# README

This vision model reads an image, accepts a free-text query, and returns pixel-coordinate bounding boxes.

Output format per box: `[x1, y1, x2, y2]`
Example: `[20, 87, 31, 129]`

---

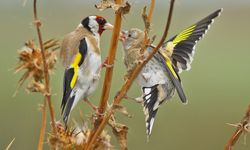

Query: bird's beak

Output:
[119, 30, 128, 43]
[103, 22, 114, 30]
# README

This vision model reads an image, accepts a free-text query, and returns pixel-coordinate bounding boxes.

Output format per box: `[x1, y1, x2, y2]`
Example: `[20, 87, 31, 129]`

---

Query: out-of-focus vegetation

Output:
[1, 0, 250, 149]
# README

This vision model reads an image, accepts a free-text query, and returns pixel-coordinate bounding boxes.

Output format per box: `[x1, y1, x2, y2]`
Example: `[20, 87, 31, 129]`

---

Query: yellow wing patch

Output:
[166, 59, 178, 79]
[70, 53, 82, 88]
[172, 25, 196, 46]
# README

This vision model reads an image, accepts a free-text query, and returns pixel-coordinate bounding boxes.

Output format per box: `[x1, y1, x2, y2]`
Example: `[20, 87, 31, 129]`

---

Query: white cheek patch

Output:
[88, 17, 99, 34]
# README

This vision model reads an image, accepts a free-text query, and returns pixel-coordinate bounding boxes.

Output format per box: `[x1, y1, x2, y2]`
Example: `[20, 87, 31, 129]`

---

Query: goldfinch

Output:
[60, 15, 113, 125]
[120, 9, 222, 136]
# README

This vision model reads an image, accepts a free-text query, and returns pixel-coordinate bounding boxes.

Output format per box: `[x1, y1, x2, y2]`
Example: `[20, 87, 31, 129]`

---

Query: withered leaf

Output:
[113, 104, 132, 118]
[108, 115, 128, 150]
[95, 0, 131, 15]
[115, 2, 131, 15]
[95, 0, 114, 11]
[26, 80, 46, 93]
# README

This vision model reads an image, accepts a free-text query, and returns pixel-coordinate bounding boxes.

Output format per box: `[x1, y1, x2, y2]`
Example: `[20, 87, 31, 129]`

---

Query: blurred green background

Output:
[1, 0, 250, 149]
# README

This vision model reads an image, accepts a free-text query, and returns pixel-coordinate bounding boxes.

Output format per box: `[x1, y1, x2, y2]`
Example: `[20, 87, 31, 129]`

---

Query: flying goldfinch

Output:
[120, 9, 222, 136]
[60, 15, 113, 125]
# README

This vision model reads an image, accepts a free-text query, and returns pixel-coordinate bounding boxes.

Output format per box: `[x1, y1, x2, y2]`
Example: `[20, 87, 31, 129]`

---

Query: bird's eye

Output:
[128, 34, 132, 37]
[96, 18, 106, 25]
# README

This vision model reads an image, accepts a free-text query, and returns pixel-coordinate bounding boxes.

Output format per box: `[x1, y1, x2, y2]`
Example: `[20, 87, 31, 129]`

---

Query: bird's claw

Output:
[101, 57, 114, 68]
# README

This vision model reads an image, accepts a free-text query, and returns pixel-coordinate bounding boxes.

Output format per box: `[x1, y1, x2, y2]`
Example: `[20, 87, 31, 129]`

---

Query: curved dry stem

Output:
[225, 104, 250, 150]
[33, 0, 57, 149]
[84, 1, 175, 149]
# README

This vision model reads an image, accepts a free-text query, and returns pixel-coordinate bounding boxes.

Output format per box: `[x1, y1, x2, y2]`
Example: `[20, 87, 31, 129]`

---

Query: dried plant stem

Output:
[33, 0, 57, 149]
[143, 0, 155, 50]
[148, 0, 155, 23]
[86, 0, 124, 148]
[97, 0, 124, 116]
[37, 98, 47, 150]
[85, 0, 175, 149]
[5, 138, 15, 150]
[225, 104, 250, 150]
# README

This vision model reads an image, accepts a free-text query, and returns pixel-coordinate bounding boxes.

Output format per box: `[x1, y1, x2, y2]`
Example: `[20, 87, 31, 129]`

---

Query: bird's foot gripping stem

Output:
[101, 57, 114, 68]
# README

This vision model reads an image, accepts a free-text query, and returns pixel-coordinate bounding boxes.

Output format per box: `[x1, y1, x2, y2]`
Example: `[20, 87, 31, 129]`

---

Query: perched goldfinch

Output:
[60, 15, 113, 125]
[120, 9, 222, 136]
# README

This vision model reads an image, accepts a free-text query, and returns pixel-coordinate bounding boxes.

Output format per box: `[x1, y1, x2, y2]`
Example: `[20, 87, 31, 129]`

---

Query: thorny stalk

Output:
[87, 0, 124, 148]
[97, 0, 124, 120]
[85, 0, 175, 149]
[33, 0, 57, 149]
[225, 104, 250, 150]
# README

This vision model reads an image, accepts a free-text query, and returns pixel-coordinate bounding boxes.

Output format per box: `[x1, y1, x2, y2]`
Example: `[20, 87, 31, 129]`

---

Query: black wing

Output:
[154, 52, 187, 103]
[61, 38, 88, 124]
[162, 8, 222, 73]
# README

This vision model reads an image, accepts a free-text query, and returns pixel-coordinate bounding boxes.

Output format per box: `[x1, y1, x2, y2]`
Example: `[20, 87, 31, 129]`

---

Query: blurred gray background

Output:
[1, 0, 250, 149]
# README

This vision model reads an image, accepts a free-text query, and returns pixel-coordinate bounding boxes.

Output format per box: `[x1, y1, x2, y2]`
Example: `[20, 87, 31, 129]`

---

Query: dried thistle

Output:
[95, 0, 131, 15]
[14, 39, 59, 94]
[48, 122, 112, 150]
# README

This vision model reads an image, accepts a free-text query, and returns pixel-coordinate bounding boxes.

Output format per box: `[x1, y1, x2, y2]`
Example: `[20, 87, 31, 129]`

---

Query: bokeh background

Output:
[1, 0, 250, 149]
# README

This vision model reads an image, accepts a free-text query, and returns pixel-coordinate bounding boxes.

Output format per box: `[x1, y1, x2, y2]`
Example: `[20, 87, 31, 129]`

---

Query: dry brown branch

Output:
[84, 0, 175, 149]
[225, 104, 250, 150]
[33, 0, 57, 149]
[15, 38, 58, 149]
[96, 0, 124, 118]
[37, 99, 47, 150]
[141, 0, 155, 54]
[84, 1, 125, 149]
[147, 0, 155, 23]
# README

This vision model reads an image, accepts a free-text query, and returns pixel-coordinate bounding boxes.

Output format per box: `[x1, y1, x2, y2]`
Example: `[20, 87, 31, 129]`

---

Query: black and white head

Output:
[119, 28, 145, 50]
[81, 15, 113, 36]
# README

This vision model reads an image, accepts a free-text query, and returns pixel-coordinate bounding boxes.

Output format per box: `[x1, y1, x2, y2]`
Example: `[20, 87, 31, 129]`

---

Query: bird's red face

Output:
[95, 16, 113, 35]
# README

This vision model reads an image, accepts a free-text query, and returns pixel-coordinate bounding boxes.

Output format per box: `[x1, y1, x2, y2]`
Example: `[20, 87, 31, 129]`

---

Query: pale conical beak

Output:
[103, 22, 114, 30]
[119, 30, 128, 43]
